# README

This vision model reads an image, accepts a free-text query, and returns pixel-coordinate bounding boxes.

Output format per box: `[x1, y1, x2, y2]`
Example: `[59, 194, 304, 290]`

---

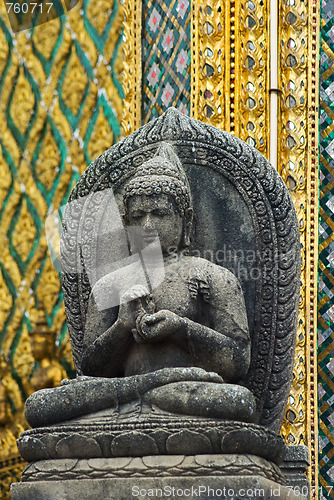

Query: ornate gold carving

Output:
[278, 0, 320, 494]
[120, 0, 142, 136]
[191, 0, 226, 129]
[10, 66, 36, 137]
[26, 308, 67, 395]
[31, 18, 62, 61]
[0, 355, 25, 464]
[61, 46, 89, 116]
[35, 123, 61, 191]
[237, 0, 270, 156]
[191, 0, 240, 133]
[229, 0, 237, 135]
[36, 257, 61, 316]
[0, 1, 124, 493]
[12, 324, 35, 395]
[0, 27, 9, 77]
[11, 198, 37, 263]
[87, 107, 114, 160]
[192, 0, 269, 141]
[0, 268, 13, 334]
[0, 357, 11, 427]
[0, 29, 20, 169]
[0, 460, 26, 500]
[0, 148, 12, 212]
[278, 0, 308, 437]
[305, 3, 320, 493]
[86, 0, 114, 35]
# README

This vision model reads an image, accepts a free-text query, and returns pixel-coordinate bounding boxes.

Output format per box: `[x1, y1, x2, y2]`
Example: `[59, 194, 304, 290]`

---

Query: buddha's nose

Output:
[143, 213, 155, 229]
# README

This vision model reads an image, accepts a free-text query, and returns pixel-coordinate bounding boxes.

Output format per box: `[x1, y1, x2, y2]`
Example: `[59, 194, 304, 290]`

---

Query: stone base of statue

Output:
[15, 416, 286, 463]
[12, 408, 310, 500]
[12, 409, 310, 500]
[11, 451, 310, 500]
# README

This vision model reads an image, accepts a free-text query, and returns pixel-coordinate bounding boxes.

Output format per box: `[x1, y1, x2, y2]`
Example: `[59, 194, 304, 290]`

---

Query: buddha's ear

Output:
[182, 208, 193, 248]
[122, 204, 129, 224]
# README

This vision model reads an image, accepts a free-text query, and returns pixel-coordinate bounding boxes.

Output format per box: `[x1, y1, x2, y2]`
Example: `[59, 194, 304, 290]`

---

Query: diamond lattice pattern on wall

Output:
[318, 0, 334, 497]
[142, 0, 191, 122]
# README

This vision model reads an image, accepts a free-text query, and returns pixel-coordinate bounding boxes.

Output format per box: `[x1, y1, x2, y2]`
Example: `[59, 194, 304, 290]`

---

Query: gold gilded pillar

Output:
[121, 0, 142, 136]
[278, 0, 320, 494]
[191, 0, 270, 150]
[191, 0, 229, 130]
[237, 0, 270, 155]
[191, 0, 320, 494]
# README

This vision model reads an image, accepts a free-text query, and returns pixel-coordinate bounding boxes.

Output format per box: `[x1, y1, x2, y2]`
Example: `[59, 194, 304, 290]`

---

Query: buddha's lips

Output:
[143, 235, 158, 245]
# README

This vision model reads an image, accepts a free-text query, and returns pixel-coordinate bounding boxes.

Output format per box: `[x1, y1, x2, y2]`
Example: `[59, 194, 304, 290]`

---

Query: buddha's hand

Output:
[118, 285, 150, 330]
[135, 310, 187, 343]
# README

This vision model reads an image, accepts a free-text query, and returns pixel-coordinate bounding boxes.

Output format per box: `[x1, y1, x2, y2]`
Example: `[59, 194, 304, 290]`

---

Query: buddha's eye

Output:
[153, 208, 171, 217]
[130, 212, 144, 220]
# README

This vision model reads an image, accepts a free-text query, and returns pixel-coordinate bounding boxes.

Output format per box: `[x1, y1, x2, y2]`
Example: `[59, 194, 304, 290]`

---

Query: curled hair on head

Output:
[123, 142, 193, 217]
[123, 143, 193, 249]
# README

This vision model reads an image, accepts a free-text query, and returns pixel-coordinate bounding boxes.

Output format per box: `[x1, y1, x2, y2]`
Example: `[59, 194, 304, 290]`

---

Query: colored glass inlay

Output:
[142, 0, 191, 122]
[318, 0, 334, 496]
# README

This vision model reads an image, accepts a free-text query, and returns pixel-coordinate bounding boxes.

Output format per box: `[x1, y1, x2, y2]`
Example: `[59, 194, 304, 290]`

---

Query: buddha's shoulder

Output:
[175, 256, 239, 284]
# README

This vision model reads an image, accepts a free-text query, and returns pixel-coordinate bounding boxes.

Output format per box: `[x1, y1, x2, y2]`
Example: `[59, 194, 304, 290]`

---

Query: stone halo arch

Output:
[62, 107, 300, 433]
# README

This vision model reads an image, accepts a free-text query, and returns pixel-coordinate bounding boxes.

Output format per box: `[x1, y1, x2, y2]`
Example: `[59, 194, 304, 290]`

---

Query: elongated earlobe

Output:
[182, 208, 193, 248]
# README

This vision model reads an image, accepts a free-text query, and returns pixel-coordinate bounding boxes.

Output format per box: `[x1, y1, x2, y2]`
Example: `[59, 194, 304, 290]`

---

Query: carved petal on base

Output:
[17, 420, 286, 465]
[20, 454, 285, 484]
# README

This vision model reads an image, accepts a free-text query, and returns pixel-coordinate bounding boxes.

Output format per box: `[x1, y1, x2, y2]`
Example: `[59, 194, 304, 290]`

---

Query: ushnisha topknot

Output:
[123, 143, 192, 216]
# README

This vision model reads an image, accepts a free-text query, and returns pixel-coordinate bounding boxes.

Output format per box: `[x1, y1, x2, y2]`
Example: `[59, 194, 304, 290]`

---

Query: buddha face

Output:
[126, 194, 183, 255]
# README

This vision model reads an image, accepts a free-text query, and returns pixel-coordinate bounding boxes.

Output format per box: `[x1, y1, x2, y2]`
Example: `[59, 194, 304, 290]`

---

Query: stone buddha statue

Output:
[24, 143, 256, 428]
[82, 143, 251, 380]
[14, 109, 305, 500]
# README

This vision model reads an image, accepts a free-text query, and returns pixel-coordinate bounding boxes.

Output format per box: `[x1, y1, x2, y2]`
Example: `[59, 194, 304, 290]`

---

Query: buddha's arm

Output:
[185, 318, 250, 383]
[190, 266, 251, 381]
[81, 284, 149, 377]
[81, 318, 132, 377]
[138, 267, 250, 383]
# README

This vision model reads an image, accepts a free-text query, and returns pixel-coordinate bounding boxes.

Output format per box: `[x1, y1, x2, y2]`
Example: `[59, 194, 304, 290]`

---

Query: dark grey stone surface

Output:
[11, 475, 309, 500]
[17, 419, 285, 464]
[19, 454, 286, 483]
[60, 108, 300, 432]
[12, 454, 309, 500]
[281, 445, 310, 499]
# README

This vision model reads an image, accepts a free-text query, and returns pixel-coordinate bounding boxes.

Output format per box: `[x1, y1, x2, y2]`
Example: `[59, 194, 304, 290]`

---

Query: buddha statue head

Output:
[123, 143, 193, 255]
